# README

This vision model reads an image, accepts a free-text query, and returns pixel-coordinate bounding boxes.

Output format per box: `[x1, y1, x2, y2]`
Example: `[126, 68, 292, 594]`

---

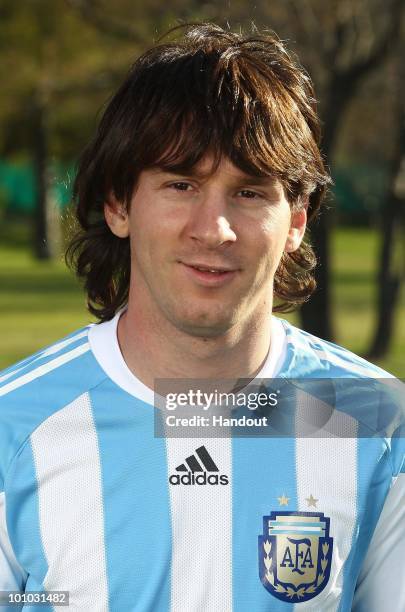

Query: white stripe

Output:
[39, 330, 89, 359]
[0, 491, 28, 592]
[30, 393, 109, 611]
[0, 343, 90, 396]
[166, 437, 232, 612]
[352, 474, 405, 611]
[294, 391, 358, 611]
[0, 331, 89, 384]
[0, 365, 28, 384]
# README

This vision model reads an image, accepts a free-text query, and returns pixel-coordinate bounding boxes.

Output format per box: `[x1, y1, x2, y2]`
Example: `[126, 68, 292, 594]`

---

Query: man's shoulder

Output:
[0, 325, 108, 490]
[279, 320, 404, 475]
[0, 325, 95, 391]
[279, 319, 393, 379]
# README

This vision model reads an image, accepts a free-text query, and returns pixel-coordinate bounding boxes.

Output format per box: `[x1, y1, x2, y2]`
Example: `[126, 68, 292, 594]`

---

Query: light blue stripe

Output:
[338, 437, 393, 612]
[232, 430, 298, 611]
[90, 380, 171, 612]
[5, 440, 53, 612]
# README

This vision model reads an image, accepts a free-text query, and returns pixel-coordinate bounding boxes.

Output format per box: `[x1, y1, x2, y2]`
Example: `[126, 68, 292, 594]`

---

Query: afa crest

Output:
[258, 511, 333, 603]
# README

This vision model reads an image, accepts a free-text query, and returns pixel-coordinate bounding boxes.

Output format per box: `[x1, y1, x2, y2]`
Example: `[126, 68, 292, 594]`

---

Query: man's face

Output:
[105, 155, 306, 337]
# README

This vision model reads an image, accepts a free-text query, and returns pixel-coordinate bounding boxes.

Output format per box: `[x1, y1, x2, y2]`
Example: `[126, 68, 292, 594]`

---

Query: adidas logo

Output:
[169, 445, 229, 486]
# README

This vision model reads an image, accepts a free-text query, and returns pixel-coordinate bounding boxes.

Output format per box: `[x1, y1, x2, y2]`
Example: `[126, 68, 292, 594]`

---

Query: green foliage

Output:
[0, 0, 137, 158]
[0, 1, 400, 208]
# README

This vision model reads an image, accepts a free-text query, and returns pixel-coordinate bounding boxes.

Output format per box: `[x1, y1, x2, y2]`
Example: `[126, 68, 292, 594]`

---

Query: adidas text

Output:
[169, 473, 229, 485]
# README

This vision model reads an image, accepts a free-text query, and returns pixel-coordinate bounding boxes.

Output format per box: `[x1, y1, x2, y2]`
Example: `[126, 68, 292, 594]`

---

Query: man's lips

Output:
[179, 261, 240, 286]
[181, 261, 237, 273]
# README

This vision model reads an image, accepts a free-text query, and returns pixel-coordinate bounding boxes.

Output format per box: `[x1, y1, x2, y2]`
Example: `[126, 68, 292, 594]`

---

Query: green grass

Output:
[0, 245, 93, 366]
[1, 224, 404, 376]
[332, 228, 405, 376]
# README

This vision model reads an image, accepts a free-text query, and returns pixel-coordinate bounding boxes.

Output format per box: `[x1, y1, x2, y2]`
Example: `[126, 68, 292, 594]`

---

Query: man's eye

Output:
[238, 189, 261, 199]
[169, 182, 192, 191]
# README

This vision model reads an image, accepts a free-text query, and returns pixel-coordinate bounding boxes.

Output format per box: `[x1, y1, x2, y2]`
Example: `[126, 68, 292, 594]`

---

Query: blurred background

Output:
[0, 0, 404, 376]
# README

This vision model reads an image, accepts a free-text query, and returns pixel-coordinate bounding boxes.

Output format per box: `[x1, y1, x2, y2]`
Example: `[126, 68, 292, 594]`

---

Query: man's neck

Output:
[117, 301, 272, 392]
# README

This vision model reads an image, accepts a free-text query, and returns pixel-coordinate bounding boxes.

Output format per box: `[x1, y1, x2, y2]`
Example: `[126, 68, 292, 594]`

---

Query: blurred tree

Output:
[367, 46, 404, 359]
[0, 0, 143, 257]
[281, 0, 403, 340]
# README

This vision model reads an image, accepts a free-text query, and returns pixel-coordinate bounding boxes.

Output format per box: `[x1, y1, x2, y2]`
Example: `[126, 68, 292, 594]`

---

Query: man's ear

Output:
[284, 199, 308, 253]
[104, 193, 129, 238]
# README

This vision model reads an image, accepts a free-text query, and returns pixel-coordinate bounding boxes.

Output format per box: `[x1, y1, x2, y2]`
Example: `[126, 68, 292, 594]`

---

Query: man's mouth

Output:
[180, 261, 239, 286]
[183, 262, 236, 273]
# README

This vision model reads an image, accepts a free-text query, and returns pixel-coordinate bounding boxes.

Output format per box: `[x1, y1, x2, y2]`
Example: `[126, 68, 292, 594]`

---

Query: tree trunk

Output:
[366, 110, 405, 360]
[300, 74, 352, 341]
[366, 195, 403, 359]
[300, 212, 333, 339]
[32, 98, 51, 259]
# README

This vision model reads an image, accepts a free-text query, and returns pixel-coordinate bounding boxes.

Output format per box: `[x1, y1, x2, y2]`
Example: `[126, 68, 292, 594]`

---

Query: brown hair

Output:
[66, 23, 331, 321]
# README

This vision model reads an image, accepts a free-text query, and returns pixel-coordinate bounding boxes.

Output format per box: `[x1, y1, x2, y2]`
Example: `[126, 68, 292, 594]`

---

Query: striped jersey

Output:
[0, 312, 404, 611]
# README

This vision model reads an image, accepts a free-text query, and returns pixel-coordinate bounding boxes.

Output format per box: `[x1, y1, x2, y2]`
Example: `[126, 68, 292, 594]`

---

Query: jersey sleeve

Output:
[352, 473, 405, 611]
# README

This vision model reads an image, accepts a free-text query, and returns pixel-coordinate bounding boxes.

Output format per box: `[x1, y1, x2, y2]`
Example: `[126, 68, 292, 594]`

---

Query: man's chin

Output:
[172, 313, 236, 339]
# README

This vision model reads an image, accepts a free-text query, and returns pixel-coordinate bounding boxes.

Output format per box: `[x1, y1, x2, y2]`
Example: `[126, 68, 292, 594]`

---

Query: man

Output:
[0, 23, 403, 611]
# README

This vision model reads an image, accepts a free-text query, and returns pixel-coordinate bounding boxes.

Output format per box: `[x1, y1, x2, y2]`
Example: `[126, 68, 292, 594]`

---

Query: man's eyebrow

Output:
[233, 174, 278, 186]
[151, 167, 277, 185]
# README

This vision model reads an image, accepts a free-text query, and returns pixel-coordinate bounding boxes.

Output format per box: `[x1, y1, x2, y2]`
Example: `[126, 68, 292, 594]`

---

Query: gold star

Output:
[277, 494, 290, 506]
[305, 494, 318, 508]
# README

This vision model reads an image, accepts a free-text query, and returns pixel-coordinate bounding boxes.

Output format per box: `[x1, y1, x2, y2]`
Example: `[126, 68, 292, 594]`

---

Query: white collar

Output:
[88, 310, 287, 404]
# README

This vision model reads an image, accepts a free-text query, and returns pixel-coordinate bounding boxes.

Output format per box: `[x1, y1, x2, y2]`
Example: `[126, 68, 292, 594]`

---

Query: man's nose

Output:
[186, 192, 237, 248]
